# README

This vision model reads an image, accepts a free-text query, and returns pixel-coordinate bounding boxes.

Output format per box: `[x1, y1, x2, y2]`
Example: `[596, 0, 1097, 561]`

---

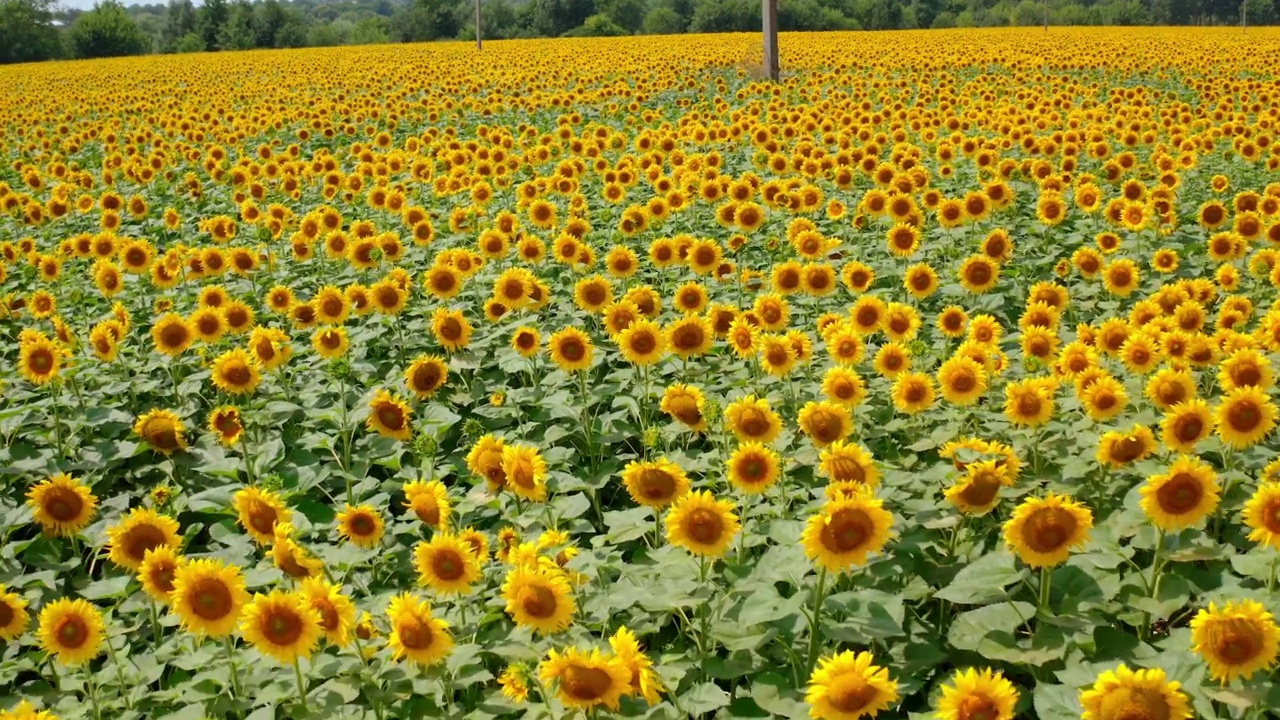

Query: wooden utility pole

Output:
[1242, 0, 1247, 32]
[762, 0, 778, 81]
[475, 0, 482, 49]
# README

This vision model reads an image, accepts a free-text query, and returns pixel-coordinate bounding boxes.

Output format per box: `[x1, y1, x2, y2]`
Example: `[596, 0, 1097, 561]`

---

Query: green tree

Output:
[642, 4, 684, 32]
[348, 16, 389, 43]
[173, 29, 204, 52]
[0, 0, 63, 64]
[68, 0, 149, 59]
[159, 0, 195, 52]
[393, 0, 459, 41]
[217, 0, 255, 49]
[564, 11, 628, 33]
[198, 0, 227, 49]
[598, 0, 647, 32]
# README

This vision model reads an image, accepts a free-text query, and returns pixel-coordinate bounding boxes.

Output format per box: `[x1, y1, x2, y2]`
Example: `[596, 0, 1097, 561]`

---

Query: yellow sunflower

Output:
[1190, 600, 1280, 683]
[502, 566, 576, 635]
[609, 626, 665, 704]
[801, 494, 893, 571]
[937, 356, 987, 406]
[415, 534, 482, 595]
[891, 372, 936, 415]
[404, 355, 449, 399]
[335, 504, 385, 548]
[944, 460, 1013, 516]
[935, 668, 1018, 720]
[1243, 482, 1280, 549]
[1214, 385, 1277, 449]
[106, 507, 182, 571]
[19, 335, 62, 384]
[240, 590, 323, 664]
[621, 457, 690, 509]
[539, 647, 632, 712]
[311, 327, 349, 360]
[797, 400, 853, 447]
[170, 558, 249, 637]
[1139, 456, 1220, 531]
[367, 389, 413, 441]
[207, 405, 243, 446]
[299, 577, 356, 647]
[1003, 494, 1093, 568]
[26, 474, 96, 537]
[138, 546, 185, 605]
[37, 598, 104, 666]
[233, 486, 291, 545]
[1079, 665, 1189, 720]
[726, 442, 781, 494]
[548, 327, 594, 373]
[0, 585, 30, 641]
[666, 490, 740, 557]
[133, 409, 187, 455]
[660, 383, 706, 431]
[403, 479, 452, 529]
[806, 650, 899, 720]
[1160, 399, 1214, 453]
[386, 593, 453, 666]
[618, 319, 666, 366]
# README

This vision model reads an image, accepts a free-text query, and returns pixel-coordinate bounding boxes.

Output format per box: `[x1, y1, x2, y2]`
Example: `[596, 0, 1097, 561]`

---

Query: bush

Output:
[642, 6, 685, 34]
[173, 30, 204, 52]
[563, 13, 628, 36]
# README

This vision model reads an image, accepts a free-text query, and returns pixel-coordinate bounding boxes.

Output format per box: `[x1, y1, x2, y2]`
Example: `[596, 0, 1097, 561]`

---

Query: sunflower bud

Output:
[462, 418, 485, 440]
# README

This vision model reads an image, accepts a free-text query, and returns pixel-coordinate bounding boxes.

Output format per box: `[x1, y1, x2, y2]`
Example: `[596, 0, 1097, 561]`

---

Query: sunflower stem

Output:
[103, 630, 132, 708]
[50, 381, 65, 456]
[293, 656, 309, 713]
[804, 566, 829, 681]
[148, 601, 163, 650]
[652, 507, 663, 548]
[1268, 553, 1278, 595]
[532, 675, 558, 720]
[697, 554, 712, 678]
[1141, 530, 1167, 639]
[1038, 566, 1053, 613]
[240, 429, 256, 487]
[223, 637, 241, 699]
[84, 663, 102, 720]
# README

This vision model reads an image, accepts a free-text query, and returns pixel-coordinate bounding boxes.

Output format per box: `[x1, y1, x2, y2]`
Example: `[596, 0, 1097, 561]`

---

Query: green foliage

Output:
[172, 29, 203, 52]
[563, 11, 628, 34]
[0, 0, 62, 64]
[642, 4, 686, 33]
[68, 0, 149, 59]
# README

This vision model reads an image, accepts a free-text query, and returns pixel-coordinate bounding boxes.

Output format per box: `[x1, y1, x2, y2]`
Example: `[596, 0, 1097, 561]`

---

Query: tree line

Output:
[1, 0, 1277, 64]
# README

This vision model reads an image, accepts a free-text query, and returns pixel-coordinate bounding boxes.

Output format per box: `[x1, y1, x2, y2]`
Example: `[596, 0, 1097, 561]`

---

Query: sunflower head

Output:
[1079, 664, 1190, 720]
[37, 598, 104, 666]
[806, 650, 899, 720]
[665, 490, 740, 557]
[240, 590, 323, 664]
[1002, 493, 1093, 568]
[538, 646, 632, 711]
[1190, 600, 1280, 683]
[27, 474, 97, 537]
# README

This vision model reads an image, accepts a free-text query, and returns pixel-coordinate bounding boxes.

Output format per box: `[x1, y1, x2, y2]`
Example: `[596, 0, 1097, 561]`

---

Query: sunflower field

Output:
[3, 25, 1280, 720]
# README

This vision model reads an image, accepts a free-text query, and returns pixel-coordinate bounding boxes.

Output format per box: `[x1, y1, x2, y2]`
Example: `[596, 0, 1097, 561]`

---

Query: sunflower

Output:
[1244, 482, 1280, 549]
[0, 585, 30, 640]
[958, 255, 1000, 294]
[386, 593, 453, 665]
[37, 598, 103, 666]
[1080, 375, 1128, 422]
[404, 355, 448, 399]
[502, 566, 576, 634]
[511, 326, 541, 358]
[609, 626, 664, 704]
[885, 223, 920, 257]
[299, 577, 356, 647]
[802, 494, 893, 571]
[726, 443, 781, 494]
[797, 400, 853, 447]
[548, 327, 593, 373]
[849, 296, 886, 335]
[1190, 600, 1280, 683]
[415, 534, 481, 595]
[189, 307, 226, 343]
[666, 490, 740, 557]
[1003, 494, 1093, 568]
[240, 590, 322, 664]
[499, 665, 531, 704]
[210, 348, 261, 396]
[138, 546, 184, 604]
[937, 306, 969, 338]
[903, 263, 938, 299]
[311, 327, 348, 360]
[1215, 385, 1277, 448]
[1003, 379, 1055, 427]
[891, 372, 936, 415]
[18, 335, 61, 385]
[618, 319, 666, 366]
[249, 327, 292, 370]
[26, 474, 96, 537]
[1145, 368, 1195, 410]
[621, 457, 690, 508]
[466, 434, 508, 491]
[403, 480, 451, 528]
[1079, 665, 1189, 720]
[666, 316, 713, 358]
[336, 504, 385, 548]
[502, 444, 549, 502]
[171, 558, 249, 637]
[1097, 424, 1157, 468]
[945, 460, 1012, 516]
[535, 646, 635, 714]
[271, 523, 324, 580]
[367, 389, 413, 441]
[937, 356, 987, 406]
[233, 486, 291, 545]
[573, 275, 614, 313]
[106, 507, 181, 570]
[806, 650, 899, 720]
[936, 668, 1018, 720]
[431, 308, 473, 352]
[1139, 456, 1220, 531]
[660, 383, 706, 431]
